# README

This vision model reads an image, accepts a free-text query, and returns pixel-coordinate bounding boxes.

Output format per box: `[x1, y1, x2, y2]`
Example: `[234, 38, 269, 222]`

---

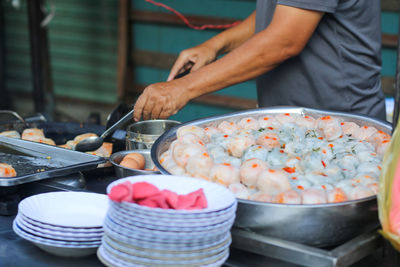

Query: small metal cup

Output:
[126, 120, 181, 150]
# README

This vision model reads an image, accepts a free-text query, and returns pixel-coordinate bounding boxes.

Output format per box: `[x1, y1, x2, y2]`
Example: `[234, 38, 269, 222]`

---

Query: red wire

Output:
[145, 0, 241, 30]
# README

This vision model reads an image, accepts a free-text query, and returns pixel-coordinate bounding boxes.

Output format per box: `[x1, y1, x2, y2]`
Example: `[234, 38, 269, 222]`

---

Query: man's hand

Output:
[133, 80, 190, 121]
[167, 11, 256, 82]
[167, 44, 218, 81]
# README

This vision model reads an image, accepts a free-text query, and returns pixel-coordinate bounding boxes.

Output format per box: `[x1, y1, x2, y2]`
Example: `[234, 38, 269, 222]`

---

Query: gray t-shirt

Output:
[255, 0, 386, 120]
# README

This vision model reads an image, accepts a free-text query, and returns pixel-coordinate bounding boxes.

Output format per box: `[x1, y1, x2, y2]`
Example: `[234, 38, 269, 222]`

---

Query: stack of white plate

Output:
[99, 175, 237, 267]
[13, 191, 108, 257]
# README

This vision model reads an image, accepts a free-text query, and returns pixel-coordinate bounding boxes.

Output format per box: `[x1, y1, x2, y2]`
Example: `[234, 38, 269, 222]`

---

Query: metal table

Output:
[0, 168, 398, 267]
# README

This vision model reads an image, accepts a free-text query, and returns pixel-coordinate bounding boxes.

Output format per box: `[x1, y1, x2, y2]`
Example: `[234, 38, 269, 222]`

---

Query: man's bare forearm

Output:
[202, 11, 256, 56]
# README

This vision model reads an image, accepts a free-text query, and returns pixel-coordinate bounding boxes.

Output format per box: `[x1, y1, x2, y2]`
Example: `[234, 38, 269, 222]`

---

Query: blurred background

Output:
[0, 0, 398, 124]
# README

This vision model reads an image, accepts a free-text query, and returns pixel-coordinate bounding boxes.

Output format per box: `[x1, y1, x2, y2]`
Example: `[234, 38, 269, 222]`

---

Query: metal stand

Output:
[228, 228, 383, 267]
[0, 1, 11, 109]
[27, 0, 54, 120]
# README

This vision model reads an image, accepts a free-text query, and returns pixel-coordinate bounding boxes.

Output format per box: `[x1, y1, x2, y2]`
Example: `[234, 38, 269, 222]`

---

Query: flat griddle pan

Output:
[0, 136, 106, 186]
[0, 121, 106, 145]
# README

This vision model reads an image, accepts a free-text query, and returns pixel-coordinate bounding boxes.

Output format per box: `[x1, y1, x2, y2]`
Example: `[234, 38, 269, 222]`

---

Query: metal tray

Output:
[0, 136, 106, 186]
[151, 106, 392, 247]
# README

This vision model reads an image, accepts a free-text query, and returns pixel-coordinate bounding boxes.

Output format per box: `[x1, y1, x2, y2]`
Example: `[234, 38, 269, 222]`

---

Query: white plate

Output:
[104, 214, 234, 239]
[103, 226, 231, 250]
[35, 243, 98, 258]
[97, 246, 137, 267]
[109, 203, 236, 228]
[103, 233, 231, 254]
[110, 201, 237, 221]
[103, 234, 231, 260]
[106, 175, 236, 214]
[18, 213, 104, 233]
[16, 216, 102, 242]
[19, 192, 108, 228]
[108, 207, 235, 229]
[103, 231, 231, 252]
[107, 208, 235, 232]
[103, 216, 229, 243]
[16, 215, 103, 238]
[101, 241, 229, 266]
[97, 246, 229, 267]
[13, 220, 101, 247]
[117, 201, 236, 218]
[13, 221, 98, 257]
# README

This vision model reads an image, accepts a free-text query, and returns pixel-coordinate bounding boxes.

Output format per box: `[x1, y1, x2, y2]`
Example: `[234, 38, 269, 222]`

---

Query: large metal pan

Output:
[151, 106, 392, 247]
[0, 136, 105, 186]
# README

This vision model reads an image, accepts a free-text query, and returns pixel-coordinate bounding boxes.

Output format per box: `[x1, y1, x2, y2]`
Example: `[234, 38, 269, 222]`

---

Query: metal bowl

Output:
[110, 150, 160, 178]
[126, 120, 181, 150]
[151, 106, 392, 247]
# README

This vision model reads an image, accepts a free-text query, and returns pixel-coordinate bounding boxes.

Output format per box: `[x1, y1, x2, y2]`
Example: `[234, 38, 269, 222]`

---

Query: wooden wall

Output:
[3, 0, 119, 120]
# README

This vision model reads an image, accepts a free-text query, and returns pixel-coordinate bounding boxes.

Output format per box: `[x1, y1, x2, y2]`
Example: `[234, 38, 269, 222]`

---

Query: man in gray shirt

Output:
[256, 0, 385, 120]
[133, 0, 386, 121]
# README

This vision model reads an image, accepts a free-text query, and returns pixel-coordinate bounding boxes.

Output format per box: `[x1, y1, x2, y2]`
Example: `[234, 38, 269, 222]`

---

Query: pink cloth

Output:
[177, 189, 208, 210]
[132, 182, 159, 199]
[108, 181, 208, 210]
[108, 181, 133, 202]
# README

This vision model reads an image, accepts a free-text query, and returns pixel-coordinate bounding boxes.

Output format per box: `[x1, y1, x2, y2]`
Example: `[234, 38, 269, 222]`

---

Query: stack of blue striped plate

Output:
[98, 175, 237, 267]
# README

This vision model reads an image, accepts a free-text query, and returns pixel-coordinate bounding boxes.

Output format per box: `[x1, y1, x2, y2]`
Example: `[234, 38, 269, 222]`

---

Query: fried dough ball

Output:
[239, 158, 268, 188]
[21, 128, 45, 140]
[209, 163, 240, 187]
[256, 132, 280, 150]
[256, 169, 291, 195]
[125, 153, 145, 169]
[301, 188, 327, 204]
[237, 117, 260, 131]
[229, 183, 251, 200]
[120, 158, 140, 169]
[295, 115, 316, 129]
[226, 134, 256, 158]
[353, 126, 378, 141]
[341, 122, 359, 137]
[172, 142, 206, 167]
[258, 115, 281, 129]
[0, 163, 17, 177]
[249, 191, 272, 202]
[217, 121, 239, 135]
[186, 152, 213, 180]
[327, 187, 348, 203]
[0, 130, 20, 139]
[177, 125, 208, 142]
[316, 116, 342, 141]
[274, 190, 301, 204]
